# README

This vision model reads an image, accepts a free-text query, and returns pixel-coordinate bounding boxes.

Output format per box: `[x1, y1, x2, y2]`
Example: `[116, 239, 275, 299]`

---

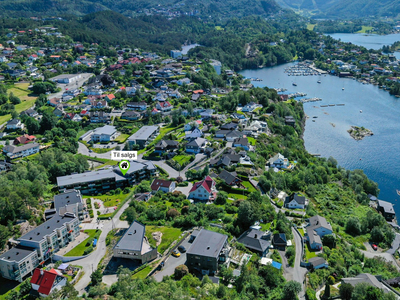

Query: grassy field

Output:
[248, 137, 257, 146]
[241, 181, 257, 192]
[85, 192, 129, 208]
[306, 23, 316, 31]
[64, 229, 101, 257]
[114, 133, 130, 143]
[305, 242, 317, 261]
[357, 26, 373, 33]
[0, 83, 37, 125]
[228, 193, 247, 200]
[298, 228, 305, 237]
[173, 154, 192, 166]
[131, 265, 153, 279]
[145, 226, 182, 254]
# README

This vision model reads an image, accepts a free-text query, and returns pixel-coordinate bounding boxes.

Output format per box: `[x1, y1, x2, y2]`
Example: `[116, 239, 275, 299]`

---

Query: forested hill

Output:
[275, 0, 400, 19]
[0, 0, 281, 18]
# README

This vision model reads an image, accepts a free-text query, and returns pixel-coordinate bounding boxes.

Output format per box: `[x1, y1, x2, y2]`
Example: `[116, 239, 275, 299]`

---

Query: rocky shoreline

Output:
[348, 126, 373, 140]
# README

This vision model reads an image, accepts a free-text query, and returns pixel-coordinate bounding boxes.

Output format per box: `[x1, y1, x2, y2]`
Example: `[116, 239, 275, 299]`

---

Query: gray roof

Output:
[187, 138, 206, 148]
[308, 256, 327, 267]
[57, 169, 120, 187]
[307, 229, 322, 246]
[187, 229, 227, 258]
[218, 170, 238, 185]
[237, 229, 270, 253]
[128, 126, 158, 141]
[233, 137, 248, 146]
[92, 125, 117, 136]
[3, 143, 39, 154]
[342, 273, 384, 290]
[226, 131, 242, 138]
[285, 193, 306, 205]
[0, 246, 36, 263]
[19, 214, 77, 242]
[114, 160, 155, 176]
[114, 221, 145, 251]
[54, 190, 82, 210]
[378, 200, 395, 214]
[307, 215, 332, 232]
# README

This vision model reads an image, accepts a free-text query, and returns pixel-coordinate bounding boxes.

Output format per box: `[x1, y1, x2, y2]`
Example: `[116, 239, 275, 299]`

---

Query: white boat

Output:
[342, 87, 345, 90]
[317, 80, 321, 83]
[360, 110, 362, 113]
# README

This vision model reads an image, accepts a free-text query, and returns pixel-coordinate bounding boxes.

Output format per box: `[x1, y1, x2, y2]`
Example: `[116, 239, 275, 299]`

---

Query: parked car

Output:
[372, 244, 378, 251]
[171, 249, 181, 257]
[178, 245, 186, 253]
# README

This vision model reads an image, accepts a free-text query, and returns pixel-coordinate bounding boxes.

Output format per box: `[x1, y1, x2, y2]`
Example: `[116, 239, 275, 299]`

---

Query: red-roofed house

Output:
[14, 134, 36, 145]
[150, 179, 176, 193]
[105, 94, 115, 101]
[29, 54, 38, 61]
[156, 101, 173, 112]
[151, 108, 160, 115]
[48, 98, 61, 107]
[189, 176, 216, 201]
[30, 268, 66, 297]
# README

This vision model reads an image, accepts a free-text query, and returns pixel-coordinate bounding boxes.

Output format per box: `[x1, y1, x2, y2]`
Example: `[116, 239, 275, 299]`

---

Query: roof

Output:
[237, 229, 270, 253]
[19, 213, 77, 242]
[342, 273, 383, 289]
[308, 256, 327, 267]
[114, 221, 145, 252]
[155, 140, 178, 148]
[92, 125, 117, 136]
[31, 268, 58, 295]
[54, 189, 82, 211]
[128, 126, 158, 141]
[307, 215, 332, 232]
[187, 229, 227, 258]
[189, 176, 215, 194]
[187, 138, 206, 148]
[272, 233, 287, 245]
[272, 261, 282, 270]
[285, 193, 306, 205]
[151, 179, 173, 191]
[269, 153, 285, 164]
[378, 200, 395, 214]
[114, 160, 156, 176]
[226, 131, 242, 138]
[220, 122, 238, 130]
[233, 137, 248, 146]
[7, 118, 20, 125]
[57, 169, 122, 187]
[218, 170, 238, 185]
[3, 142, 39, 154]
[307, 230, 322, 246]
[0, 246, 36, 262]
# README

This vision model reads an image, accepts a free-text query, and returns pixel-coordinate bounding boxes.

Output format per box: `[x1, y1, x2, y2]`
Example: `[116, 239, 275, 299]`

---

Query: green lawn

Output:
[306, 23, 316, 31]
[356, 26, 373, 33]
[248, 137, 256, 146]
[145, 226, 183, 254]
[305, 242, 317, 261]
[228, 193, 247, 200]
[241, 181, 257, 192]
[64, 229, 101, 257]
[298, 228, 305, 237]
[86, 192, 130, 208]
[114, 133, 130, 143]
[173, 154, 192, 165]
[131, 265, 153, 279]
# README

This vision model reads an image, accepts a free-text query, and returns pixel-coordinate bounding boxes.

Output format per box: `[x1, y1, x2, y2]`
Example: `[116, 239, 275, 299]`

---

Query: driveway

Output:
[50, 73, 93, 99]
[387, 233, 400, 255]
[153, 236, 192, 282]
[175, 183, 193, 197]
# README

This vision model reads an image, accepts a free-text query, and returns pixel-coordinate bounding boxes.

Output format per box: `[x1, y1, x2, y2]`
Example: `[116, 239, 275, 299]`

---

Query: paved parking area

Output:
[175, 183, 193, 197]
[153, 235, 192, 282]
[92, 142, 119, 149]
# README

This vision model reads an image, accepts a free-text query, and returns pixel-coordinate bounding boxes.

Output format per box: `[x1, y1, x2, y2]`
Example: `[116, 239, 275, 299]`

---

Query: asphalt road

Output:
[387, 233, 400, 255]
[153, 236, 192, 282]
[50, 73, 93, 99]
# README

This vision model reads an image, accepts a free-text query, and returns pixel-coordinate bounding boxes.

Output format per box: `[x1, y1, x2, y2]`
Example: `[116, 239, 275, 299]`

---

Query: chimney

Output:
[254, 234, 258, 239]
[40, 269, 44, 276]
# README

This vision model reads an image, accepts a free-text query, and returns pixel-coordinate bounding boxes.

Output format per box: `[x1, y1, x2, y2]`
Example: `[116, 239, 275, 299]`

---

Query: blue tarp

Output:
[271, 261, 282, 270]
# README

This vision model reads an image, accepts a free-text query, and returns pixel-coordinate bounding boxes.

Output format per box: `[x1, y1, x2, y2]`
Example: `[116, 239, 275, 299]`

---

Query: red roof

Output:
[151, 179, 173, 191]
[31, 268, 57, 295]
[159, 101, 171, 108]
[193, 90, 204, 94]
[106, 94, 115, 100]
[189, 176, 215, 193]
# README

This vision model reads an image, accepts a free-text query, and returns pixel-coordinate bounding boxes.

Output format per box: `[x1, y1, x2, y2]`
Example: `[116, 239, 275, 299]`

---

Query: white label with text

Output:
[110, 151, 138, 161]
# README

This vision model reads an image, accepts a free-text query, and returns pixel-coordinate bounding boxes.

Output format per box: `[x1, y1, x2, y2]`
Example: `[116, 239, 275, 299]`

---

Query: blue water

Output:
[239, 63, 400, 216]
[326, 33, 400, 50]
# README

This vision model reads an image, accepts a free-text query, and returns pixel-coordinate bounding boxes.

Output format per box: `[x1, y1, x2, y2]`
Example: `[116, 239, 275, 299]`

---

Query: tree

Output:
[90, 268, 103, 286]
[166, 208, 180, 219]
[215, 191, 228, 205]
[124, 207, 137, 224]
[282, 281, 302, 300]
[339, 283, 353, 300]
[8, 92, 20, 105]
[237, 201, 257, 229]
[136, 180, 151, 193]
[35, 94, 47, 108]
[40, 111, 57, 133]
[322, 283, 330, 299]
[322, 235, 336, 249]
[25, 117, 40, 134]
[346, 217, 361, 236]
[174, 264, 189, 279]
[19, 279, 31, 296]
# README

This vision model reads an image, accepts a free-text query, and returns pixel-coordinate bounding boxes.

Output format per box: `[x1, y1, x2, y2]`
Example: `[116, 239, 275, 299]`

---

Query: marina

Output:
[285, 62, 328, 76]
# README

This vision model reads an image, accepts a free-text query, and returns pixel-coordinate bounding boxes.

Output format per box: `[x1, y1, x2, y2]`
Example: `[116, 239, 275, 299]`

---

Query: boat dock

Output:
[284, 62, 328, 76]
[320, 104, 345, 107]
[301, 97, 322, 103]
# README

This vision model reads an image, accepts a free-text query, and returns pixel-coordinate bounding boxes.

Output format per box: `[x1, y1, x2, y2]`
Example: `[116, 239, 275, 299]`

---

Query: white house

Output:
[126, 101, 148, 111]
[91, 125, 119, 142]
[3, 143, 40, 159]
[242, 102, 261, 112]
[189, 176, 216, 201]
[156, 101, 173, 112]
[6, 119, 24, 130]
[177, 78, 190, 86]
[284, 193, 307, 209]
[150, 179, 176, 193]
[305, 215, 333, 251]
[186, 137, 207, 154]
[185, 127, 203, 139]
[268, 153, 289, 169]
[31, 268, 67, 297]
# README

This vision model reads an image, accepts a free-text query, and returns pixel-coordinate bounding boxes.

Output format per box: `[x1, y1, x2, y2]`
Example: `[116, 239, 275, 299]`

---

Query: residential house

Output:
[48, 98, 61, 107]
[186, 137, 207, 154]
[126, 102, 148, 111]
[156, 101, 173, 112]
[91, 125, 119, 142]
[237, 229, 271, 256]
[53, 106, 64, 117]
[272, 233, 287, 250]
[150, 179, 176, 193]
[284, 193, 307, 209]
[89, 111, 111, 123]
[215, 130, 242, 142]
[154, 140, 179, 154]
[220, 122, 238, 131]
[3, 143, 40, 159]
[177, 78, 190, 86]
[185, 127, 203, 139]
[186, 229, 229, 275]
[242, 102, 260, 112]
[113, 221, 157, 264]
[30, 268, 67, 297]
[305, 215, 333, 251]
[184, 121, 202, 131]
[233, 137, 249, 150]
[125, 86, 137, 96]
[121, 110, 141, 121]
[6, 119, 24, 130]
[200, 109, 214, 119]
[231, 113, 248, 122]
[285, 116, 296, 127]
[377, 200, 396, 221]
[188, 176, 216, 201]
[20, 108, 38, 118]
[243, 120, 269, 137]
[14, 134, 36, 145]
[268, 153, 289, 169]
[127, 126, 159, 148]
[308, 257, 328, 270]
[105, 94, 115, 101]
[342, 273, 392, 294]
[218, 170, 241, 186]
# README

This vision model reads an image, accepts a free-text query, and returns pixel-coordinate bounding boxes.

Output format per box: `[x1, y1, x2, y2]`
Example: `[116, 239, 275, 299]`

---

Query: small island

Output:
[348, 126, 373, 140]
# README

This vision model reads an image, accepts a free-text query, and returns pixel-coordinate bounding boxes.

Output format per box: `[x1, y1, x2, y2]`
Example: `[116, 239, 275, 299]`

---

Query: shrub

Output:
[86, 238, 94, 247]
[174, 265, 189, 279]
[84, 246, 94, 255]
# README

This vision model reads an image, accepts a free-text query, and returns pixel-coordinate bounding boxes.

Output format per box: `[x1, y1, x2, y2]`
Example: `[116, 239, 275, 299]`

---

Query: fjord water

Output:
[239, 63, 400, 216]
[326, 33, 400, 50]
